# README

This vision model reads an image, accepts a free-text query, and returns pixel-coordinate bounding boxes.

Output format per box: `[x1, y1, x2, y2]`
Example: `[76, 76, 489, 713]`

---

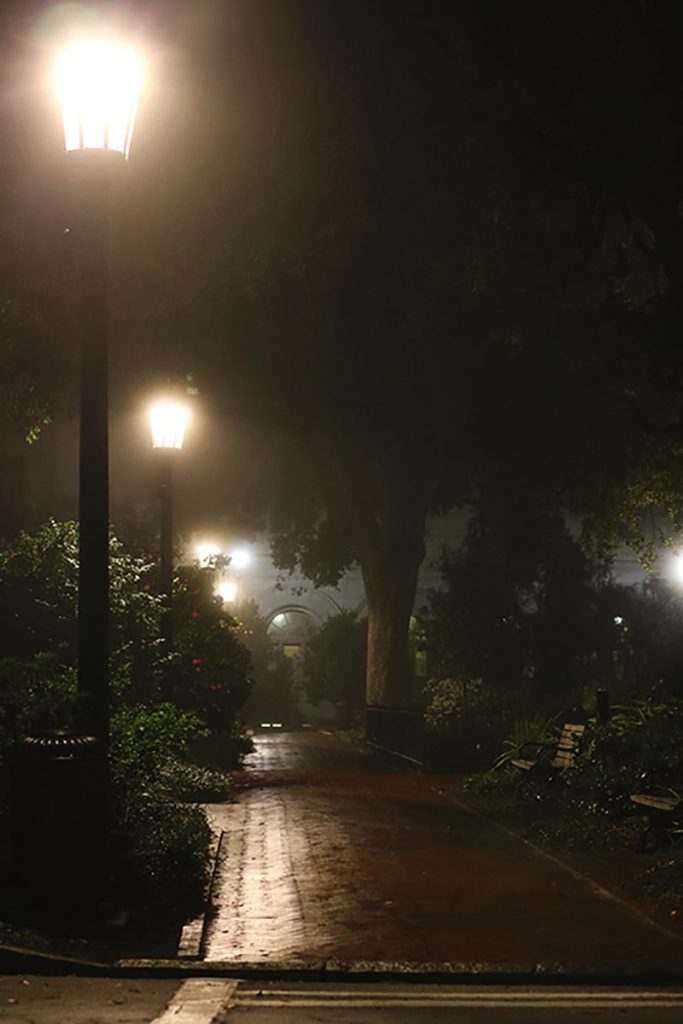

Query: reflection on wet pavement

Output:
[201, 731, 683, 971]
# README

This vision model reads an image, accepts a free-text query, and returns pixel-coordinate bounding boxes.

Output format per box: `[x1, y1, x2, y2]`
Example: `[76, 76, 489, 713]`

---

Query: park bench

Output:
[510, 722, 585, 781]
[629, 773, 682, 849]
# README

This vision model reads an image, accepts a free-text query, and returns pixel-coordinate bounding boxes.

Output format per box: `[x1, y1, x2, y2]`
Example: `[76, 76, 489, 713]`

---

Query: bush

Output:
[158, 760, 235, 803]
[171, 566, 252, 731]
[561, 694, 683, 817]
[422, 677, 514, 771]
[114, 792, 211, 910]
[186, 725, 254, 772]
[110, 702, 203, 805]
[302, 611, 367, 715]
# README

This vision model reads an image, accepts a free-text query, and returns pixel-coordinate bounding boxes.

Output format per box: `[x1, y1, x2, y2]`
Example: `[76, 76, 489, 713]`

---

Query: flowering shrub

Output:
[423, 676, 487, 732]
[423, 676, 512, 770]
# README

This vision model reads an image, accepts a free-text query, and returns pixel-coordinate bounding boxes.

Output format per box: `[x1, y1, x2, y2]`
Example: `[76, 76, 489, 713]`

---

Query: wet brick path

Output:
[201, 731, 683, 972]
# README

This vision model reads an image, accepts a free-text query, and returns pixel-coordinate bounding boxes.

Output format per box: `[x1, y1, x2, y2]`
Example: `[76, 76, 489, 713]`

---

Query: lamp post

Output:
[149, 399, 189, 699]
[56, 37, 143, 744]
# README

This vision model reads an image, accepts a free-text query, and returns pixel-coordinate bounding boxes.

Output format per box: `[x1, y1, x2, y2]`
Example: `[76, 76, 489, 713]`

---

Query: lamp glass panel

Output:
[149, 402, 189, 449]
[56, 40, 143, 156]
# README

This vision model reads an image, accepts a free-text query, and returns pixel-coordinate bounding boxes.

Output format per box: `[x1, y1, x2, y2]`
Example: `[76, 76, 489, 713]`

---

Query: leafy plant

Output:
[110, 702, 203, 807]
[493, 713, 560, 770]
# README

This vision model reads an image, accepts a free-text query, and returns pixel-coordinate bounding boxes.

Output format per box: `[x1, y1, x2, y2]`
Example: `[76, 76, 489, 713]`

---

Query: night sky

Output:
[3, 1, 683, 550]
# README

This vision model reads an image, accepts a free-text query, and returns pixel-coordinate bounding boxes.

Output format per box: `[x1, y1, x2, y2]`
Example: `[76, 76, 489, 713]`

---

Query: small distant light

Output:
[271, 723, 282, 729]
[260, 722, 272, 728]
[613, 616, 623, 626]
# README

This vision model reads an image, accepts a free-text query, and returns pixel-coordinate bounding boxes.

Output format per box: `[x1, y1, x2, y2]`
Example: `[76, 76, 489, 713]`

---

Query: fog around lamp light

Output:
[672, 551, 683, 586]
[55, 38, 143, 156]
[217, 581, 237, 603]
[196, 543, 221, 568]
[230, 547, 251, 570]
[149, 401, 189, 450]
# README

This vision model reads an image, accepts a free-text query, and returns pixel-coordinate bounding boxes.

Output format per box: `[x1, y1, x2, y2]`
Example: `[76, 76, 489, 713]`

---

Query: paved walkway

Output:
[201, 731, 683, 973]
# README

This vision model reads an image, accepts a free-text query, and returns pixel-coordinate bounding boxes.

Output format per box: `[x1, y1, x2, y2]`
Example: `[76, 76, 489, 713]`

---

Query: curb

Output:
[3, 946, 683, 985]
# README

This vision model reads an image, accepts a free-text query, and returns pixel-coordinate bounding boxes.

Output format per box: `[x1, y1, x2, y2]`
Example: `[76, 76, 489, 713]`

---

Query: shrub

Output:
[171, 566, 252, 731]
[423, 677, 513, 771]
[158, 760, 235, 803]
[114, 792, 211, 910]
[186, 725, 253, 771]
[110, 702, 203, 804]
[301, 611, 367, 715]
[493, 712, 560, 770]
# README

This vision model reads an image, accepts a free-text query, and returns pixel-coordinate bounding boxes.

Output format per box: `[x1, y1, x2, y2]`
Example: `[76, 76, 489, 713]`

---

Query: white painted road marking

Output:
[151, 978, 238, 1023]
[232, 987, 683, 1010]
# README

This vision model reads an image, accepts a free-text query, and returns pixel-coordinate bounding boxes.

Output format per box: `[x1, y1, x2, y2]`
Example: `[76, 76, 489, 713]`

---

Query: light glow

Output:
[673, 552, 683, 586]
[196, 543, 221, 568]
[55, 38, 143, 156]
[149, 401, 189, 450]
[229, 547, 251, 570]
[217, 581, 238, 603]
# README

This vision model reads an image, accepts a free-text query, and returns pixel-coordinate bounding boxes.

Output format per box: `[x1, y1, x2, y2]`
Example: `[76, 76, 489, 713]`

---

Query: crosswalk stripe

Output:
[151, 979, 239, 1023]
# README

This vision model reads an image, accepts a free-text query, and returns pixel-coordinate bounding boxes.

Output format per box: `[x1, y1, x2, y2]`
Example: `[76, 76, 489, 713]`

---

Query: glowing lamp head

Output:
[149, 401, 189, 450]
[55, 38, 143, 156]
[217, 581, 237, 604]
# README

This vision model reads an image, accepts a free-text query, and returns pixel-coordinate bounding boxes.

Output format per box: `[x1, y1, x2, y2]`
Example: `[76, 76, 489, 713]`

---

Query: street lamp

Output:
[56, 36, 144, 744]
[149, 399, 189, 698]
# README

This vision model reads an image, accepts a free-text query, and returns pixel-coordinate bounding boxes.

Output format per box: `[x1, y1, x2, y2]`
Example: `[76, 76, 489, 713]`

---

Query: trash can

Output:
[9, 730, 109, 900]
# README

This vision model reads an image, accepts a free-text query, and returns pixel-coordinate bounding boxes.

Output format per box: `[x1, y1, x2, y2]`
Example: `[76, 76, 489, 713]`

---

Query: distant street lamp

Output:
[56, 37, 144, 743]
[149, 399, 189, 699]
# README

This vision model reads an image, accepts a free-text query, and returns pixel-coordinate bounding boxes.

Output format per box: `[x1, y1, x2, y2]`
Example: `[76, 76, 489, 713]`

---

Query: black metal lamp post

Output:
[8, 38, 145, 899]
[56, 37, 144, 743]
[149, 399, 189, 699]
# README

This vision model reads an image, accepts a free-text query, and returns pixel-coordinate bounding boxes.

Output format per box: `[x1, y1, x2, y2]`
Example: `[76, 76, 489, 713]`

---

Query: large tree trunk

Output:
[360, 507, 426, 708]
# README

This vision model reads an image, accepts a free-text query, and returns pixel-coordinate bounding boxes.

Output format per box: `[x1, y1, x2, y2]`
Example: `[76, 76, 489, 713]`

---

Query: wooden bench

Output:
[629, 774, 682, 849]
[511, 722, 585, 780]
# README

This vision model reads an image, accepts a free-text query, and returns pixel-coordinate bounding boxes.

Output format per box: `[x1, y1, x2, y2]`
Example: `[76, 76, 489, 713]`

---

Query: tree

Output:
[418, 508, 602, 704]
[301, 611, 367, 717]
[8, 0, 683, 714]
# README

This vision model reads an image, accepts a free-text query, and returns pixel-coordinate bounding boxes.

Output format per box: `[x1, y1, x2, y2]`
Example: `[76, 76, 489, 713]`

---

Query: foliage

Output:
[301, 611, 367, 714]
[170, 566, 252, 732]
[157, 759, 235, 803]
[110, 702, 203, 805]
[113, 792, 211, 910]
[422, 676, 514, 772]
[185, 725, 254, 772]
[0, 656, 78, 765]
[0, 519, 163, 703]
[492, 713, 561, 770]
[418, 509, 605, 701]
[562, 694, 683, 817]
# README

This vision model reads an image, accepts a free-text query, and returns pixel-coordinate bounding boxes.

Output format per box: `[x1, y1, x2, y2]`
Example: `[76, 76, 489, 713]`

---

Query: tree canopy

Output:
[5, 1, 683, 706]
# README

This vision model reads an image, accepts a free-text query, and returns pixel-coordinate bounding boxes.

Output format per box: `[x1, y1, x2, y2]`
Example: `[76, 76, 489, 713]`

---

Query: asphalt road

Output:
[3, 977, 683, 1023]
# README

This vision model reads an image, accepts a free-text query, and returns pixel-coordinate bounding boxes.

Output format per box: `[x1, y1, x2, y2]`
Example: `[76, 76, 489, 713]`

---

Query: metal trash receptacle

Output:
[9, 730, 108, 898]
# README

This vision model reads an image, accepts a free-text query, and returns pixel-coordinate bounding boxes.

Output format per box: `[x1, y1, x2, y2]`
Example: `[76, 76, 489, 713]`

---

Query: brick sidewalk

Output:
[200, 731, 683, 973]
